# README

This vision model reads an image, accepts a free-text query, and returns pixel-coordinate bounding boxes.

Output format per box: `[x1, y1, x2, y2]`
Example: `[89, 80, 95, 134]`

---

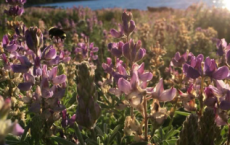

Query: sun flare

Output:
[223, 0, 230, 10]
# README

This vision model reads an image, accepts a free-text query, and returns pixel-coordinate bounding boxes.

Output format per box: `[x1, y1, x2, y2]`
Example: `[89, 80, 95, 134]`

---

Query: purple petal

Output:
[220, 100, 230, 110]
[110, 29, 123, 38]
[2, 35, 9, 47]
[129, 20, 136, 33]
[186, 66, 201, 79]
[130, 71, 139, 89]
[122, 42, 130, 60]
[43, 47, 57, 60]
[118, 78, 131, 95]
[183, 63, 189, 74]
[212, 66, 229, 80]
[42, 88, 53, 98]
[53, 75, 67, 85]
[153, 78, 164, 97]
[111, 48, 122, 57]
[135, 48, 146, 62]
[158, 87, 177, 102]
[49, 66, 58, 80]
[6, 44, 18, 52]
[139, 72, 153, 82]
[107, 57, 112, 65]
[12, 123, 24, 136]
[91, 47, 99, 52]
[46, 56, 60, 66]
[215, 115, 227, 126]
[18, 82, 33, 91]
[226, 49, 230, 66]
[11, 64, 30, 73]
[18, 56, 31, 65]
[137, 63, 145, 74]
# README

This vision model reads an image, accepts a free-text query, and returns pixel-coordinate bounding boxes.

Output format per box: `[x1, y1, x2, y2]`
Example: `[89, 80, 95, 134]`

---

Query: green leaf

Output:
[95, 126, 104, 136]
[109, 125, 121, 143]
[130, 142, 148, 145]
[74, 123, 85, 145]
[85, 138, 98, 145]
[21, 122, 31, 141]
[175, 111, 191, 116]
[50, 136, 77, 145]
[103, 123, 108, 134]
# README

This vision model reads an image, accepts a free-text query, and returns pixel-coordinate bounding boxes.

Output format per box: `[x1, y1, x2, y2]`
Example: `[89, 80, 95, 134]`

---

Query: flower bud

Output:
[25, 27, 43, 55]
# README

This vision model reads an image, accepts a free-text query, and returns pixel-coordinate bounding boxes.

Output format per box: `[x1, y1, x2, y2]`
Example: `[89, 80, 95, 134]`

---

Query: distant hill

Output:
[0, 0, 89, 6]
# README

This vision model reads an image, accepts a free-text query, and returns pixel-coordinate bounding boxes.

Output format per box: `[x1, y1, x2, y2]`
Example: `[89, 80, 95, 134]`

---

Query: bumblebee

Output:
[48, 27, 66, 41]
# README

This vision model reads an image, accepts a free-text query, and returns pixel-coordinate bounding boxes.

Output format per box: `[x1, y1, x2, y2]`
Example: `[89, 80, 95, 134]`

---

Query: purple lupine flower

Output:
[2, 35, 20, 53]
[123, 39, 146, 64]
[122, 11, 136, 36]
[4, 6, 24, 17]
[110, 63, 152, 107]
[216, 38, 227, 56]
[171, 52, 188, 67]
[59, 50, 71, 63]
[75, 42, 99, 61]
[18, 72, 34, 91]
[6, 0, 26, 5]
[108, 41, 124, 58]
[61, 109, 76, 128]
[102, 57, 128, 83]
[25, 27, 43, 54]
[89, 43, 98, 60]
[178, 84, 197, 111]
[183, 54, 204, 79]
[75, 43, 88, 58]
[41, 45, 57, 60]
[151, 78, 177, 102]
[11, 56, 32, 73]
[33, 56, 42, 76]
[110, 24, 124, 38]
[102, 57, 113, 73]
[204, 57, 229, 80]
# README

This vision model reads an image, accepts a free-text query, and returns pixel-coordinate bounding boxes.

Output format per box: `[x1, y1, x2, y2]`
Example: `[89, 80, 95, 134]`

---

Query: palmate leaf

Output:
[5, 135, 30, 145]
[50, 136, 77, 145]
[85, 138, 98, 145]
[108, 124, 121, 143]
[175, 111, 191, 116]
[130, 142, 148, 145]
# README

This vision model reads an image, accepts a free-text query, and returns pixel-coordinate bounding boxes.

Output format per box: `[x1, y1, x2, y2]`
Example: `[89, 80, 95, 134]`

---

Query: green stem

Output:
[144, 96, 148, 141]
[199, 76, 204, 115]
[130, 107, 134, 119]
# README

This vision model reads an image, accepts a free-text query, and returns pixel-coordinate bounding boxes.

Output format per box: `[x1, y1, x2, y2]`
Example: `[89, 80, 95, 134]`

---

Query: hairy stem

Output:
[144, 96, 148, 141]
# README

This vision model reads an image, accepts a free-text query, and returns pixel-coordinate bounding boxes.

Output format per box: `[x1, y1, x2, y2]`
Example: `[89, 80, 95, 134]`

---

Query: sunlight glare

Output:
[223, 0, 230, 10]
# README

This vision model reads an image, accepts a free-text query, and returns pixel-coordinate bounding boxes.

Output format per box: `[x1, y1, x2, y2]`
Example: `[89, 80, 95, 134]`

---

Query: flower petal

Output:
[111, 48, 122, 57]
[11, 64, 30, 73]
[186, 66, 200, 79]
[158, 87, 177, 102]
[153, 78, 164, 98]
[139, 72, 153, 82]
[118, 78, 131, 95]
[212, 66, 229, 80]
[18, 82, 33, 91]
[135, 48, 146, 62]
[53, 75, 67, 85]
[122, 42, 130, 60]
[12, 123, 24, 136]
[220, 100, 230, 110]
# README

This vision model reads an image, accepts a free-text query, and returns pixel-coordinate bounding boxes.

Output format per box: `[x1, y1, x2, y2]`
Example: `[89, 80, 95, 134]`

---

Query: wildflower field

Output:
[2, 1, 230, 145]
